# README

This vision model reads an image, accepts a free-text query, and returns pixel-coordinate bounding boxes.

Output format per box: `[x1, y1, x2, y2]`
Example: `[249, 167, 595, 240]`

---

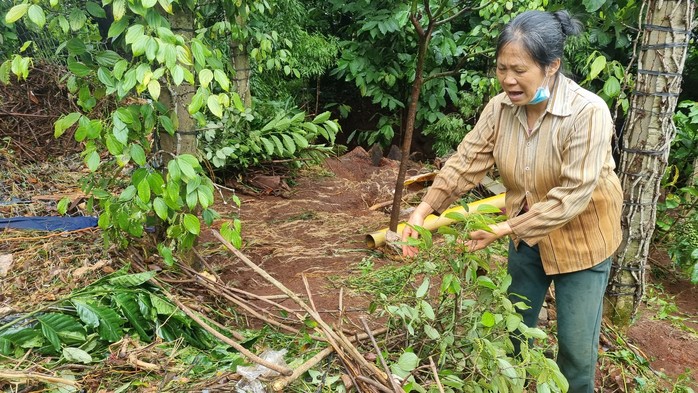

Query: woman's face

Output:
[496, 41, 548, 106]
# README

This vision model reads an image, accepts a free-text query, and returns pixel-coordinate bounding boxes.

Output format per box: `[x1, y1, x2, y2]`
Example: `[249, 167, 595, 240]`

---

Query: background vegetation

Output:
[0, 0, 696, 391]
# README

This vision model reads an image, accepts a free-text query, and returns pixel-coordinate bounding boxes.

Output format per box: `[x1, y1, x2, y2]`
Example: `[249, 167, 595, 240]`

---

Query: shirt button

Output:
[525, 166, 530, 170]
[527, 142, 531, 147]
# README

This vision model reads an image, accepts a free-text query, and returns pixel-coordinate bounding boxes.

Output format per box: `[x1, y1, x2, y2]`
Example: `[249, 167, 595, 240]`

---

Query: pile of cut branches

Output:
[0, 62, 81, 162]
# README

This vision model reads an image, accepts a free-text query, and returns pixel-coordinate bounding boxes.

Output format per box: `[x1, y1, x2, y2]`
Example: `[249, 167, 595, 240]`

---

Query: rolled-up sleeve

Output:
[423, 101, 497, 213]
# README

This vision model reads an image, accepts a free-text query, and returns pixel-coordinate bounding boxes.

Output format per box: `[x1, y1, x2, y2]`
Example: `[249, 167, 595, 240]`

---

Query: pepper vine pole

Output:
[606, 0, 696, 326]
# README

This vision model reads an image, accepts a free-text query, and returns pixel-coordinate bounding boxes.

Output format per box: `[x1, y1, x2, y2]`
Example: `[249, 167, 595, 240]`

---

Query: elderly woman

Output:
[401, 10, 623, 393]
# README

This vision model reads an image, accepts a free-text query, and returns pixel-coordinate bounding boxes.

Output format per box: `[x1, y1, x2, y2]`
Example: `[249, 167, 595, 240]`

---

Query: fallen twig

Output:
[429, 356, 445, 393]
[212, 229, 391, 391]
[355, 375, 394, 393]
[168, 294, 293, 376]
[360, 317, 402, 393]
[0, 370, 78, 387]
[271, 346, 334, 392]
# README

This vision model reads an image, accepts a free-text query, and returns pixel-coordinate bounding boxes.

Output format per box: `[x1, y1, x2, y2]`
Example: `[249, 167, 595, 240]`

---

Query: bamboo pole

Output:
[366, 193, 506, 248]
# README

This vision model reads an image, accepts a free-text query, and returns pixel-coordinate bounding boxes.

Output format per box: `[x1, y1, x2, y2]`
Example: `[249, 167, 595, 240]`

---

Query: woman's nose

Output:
[501, 73, 516, 85]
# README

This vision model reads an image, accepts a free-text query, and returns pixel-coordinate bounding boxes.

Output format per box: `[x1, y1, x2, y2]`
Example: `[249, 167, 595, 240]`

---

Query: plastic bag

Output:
[235, 349, 288, 393]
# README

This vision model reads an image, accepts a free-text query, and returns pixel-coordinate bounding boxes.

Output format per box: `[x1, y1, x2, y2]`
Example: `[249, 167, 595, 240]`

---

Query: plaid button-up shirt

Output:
[423, 73, 623, 274]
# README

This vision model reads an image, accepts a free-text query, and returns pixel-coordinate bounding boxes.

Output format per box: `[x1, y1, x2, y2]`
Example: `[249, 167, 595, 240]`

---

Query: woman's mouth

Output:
[508, 91, 525, 102]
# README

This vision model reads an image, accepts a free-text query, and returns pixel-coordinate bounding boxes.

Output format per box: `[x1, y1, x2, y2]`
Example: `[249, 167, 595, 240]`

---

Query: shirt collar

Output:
[548, 73, 572, 117]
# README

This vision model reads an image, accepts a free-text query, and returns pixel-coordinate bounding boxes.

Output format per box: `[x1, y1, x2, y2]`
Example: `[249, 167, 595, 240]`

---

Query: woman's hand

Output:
[401, 202, 433, 257]
[465, 222, 513, 252]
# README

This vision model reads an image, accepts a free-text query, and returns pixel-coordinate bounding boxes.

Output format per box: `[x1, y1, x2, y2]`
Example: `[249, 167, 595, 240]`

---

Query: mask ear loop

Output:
[541, 66, 551, 88]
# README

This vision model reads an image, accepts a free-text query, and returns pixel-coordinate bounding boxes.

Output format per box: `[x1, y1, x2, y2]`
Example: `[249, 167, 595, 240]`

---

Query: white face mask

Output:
[528, 71, 551, 105]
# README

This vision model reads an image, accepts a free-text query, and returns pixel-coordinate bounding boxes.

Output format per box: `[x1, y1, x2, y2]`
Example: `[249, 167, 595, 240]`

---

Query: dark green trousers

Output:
[507, 241, 611, 393]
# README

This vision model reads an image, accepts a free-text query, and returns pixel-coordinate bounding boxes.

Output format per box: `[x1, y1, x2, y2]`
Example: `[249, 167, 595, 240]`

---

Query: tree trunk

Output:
[231, 15, 252, 108]
[389, 18, 433, 231]
[158, 8, 197, 158]
[606, 0, 695, 326]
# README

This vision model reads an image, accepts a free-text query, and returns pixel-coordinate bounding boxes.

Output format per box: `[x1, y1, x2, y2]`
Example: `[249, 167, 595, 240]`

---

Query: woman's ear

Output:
[548, 58, 561, 75]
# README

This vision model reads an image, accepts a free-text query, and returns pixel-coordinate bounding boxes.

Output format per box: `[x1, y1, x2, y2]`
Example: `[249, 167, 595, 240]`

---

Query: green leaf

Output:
[497, 358, 518, 380]
[505, 314, 521, 332]
[85, 151, 100, 171]
[186, 191, 198, 210]
[182, 213, 200, 235]
[221, 221, 242, 249]
[0, 60, 11, 84]
[176, 157, 197, 179]
[27, 5, 46, 28]
[157, 115, 174, 136]
[114, 293, 152, 342]
[291, 132, 309, 149]
[158, 244, 175, 266]
[148, 79, 161, 100]
[68, 58, 92, 77]
[259, 137, 274, 156]
[112, 0, 126, 20]
[213, 69, 230, 91]
[198, 69, 213, 87]
[281, 133, 296, 155]
[420, 300, 435, 320]
[207, 95, 223, 118]
[423, 324, 440, 339]
[72, 300, 124, 342]
[171, 64, 184, 85]
[476, 275, 497, 290]
[108, 17, 128, 38]
[588, 55, 606, 80]
[37, 313, 84, 352]
[54, 112, 82, 138]
[391, 351, 419, 379]
[150, 294, 178, 316]
[231, 92, 245, 112]
[130, 143, 147, 166]
[583, 0, 606, 12]
[415, 278, 429, 298]
[57, 197, 70, 215]
[270, 135, 284, 155]
[188, 89, 205, 114]
[68, 8, 87, 31]
[480, 311, 495, 327]
[63, 347, 93, 363]
[153, 197, 169, 220]
[191, 39, 207, 67]
[137, 177, 151, 203]
[312, 111, 331, 124]
[125, 24, 145, 45]
[523, 327, 548, 339]
[85, 1, 106, 18]
[108, 270, 156, 287]
[603, 76, 621, 98]
[5, 4, 30, 24]
[97, 67, 115, 88]
[476, 204, 504, 214]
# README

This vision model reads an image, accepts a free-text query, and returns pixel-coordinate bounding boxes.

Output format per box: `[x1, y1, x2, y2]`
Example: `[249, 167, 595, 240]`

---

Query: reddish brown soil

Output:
[207, 147, 698, 391]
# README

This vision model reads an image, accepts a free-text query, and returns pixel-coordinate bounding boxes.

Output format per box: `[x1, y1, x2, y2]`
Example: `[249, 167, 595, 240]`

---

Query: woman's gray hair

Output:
[496, 10, 583, 70]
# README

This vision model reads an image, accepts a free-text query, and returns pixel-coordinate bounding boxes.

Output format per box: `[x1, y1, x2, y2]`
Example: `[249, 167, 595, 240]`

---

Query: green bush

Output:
[378, 203, 568, 392]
